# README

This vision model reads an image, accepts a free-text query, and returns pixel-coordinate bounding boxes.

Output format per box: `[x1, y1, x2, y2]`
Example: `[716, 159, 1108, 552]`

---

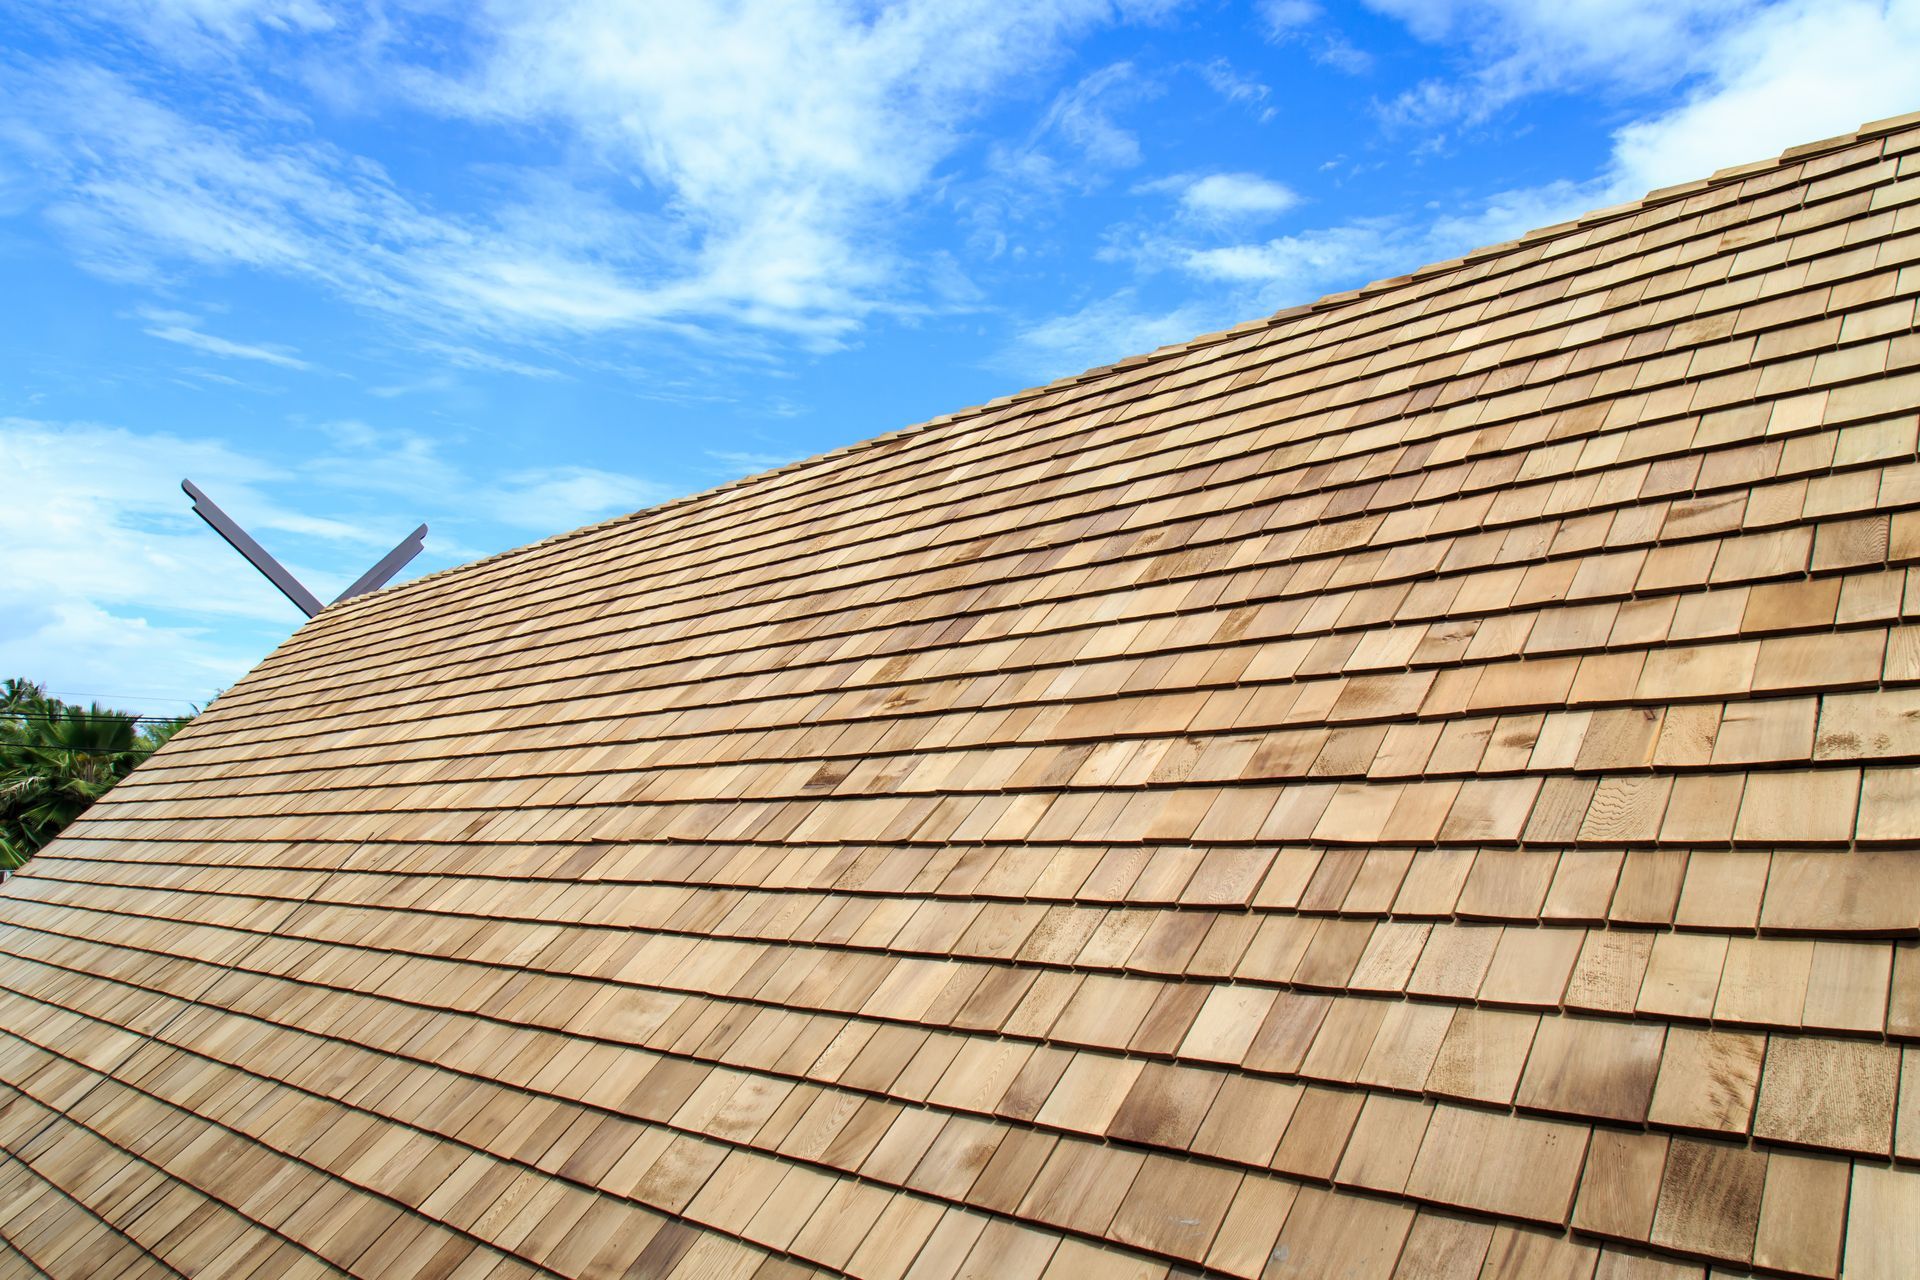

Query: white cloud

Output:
[138, 308, 313, 368]
[298, 419, 670, 536]
[484, 466, 674, 532]
[1363, 0, 1920, 148]
[1143, 171, 1302, 223]
[367, 372, 457, 398]
[1258, 0, 1375, 73]
[1058, 178, 1609, 381]
[959, 59, 1170, 258]
[1608, 0, 1920, 192]
[1258, 0, 1323, 34]
[1315, 36, 1375, 75]
[1178, 222, 1401, 288]
[1000, 289, 1220, 381]
[87, 0, 336, 42]
[4, 600, 249, 715]
[1367, 0, 1920, 220]
[402, 1, 1172, 337]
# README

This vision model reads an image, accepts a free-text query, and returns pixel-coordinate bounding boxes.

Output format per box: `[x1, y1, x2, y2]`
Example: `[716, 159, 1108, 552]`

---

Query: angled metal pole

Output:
[182, 479, 324, 618]
[333, 523, 428, 604]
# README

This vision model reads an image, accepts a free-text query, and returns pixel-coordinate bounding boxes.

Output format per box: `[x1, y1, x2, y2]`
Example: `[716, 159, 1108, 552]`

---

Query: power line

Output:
[43, 690, 206, 707]
[4, 710, 189, 726]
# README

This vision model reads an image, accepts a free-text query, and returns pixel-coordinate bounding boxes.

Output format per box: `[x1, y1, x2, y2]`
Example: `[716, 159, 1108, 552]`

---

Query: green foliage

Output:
[0, 680, 198, 870]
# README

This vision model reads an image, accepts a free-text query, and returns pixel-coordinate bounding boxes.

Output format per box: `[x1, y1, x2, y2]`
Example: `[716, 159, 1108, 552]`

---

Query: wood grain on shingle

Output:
[6, 112, 1920, 1278]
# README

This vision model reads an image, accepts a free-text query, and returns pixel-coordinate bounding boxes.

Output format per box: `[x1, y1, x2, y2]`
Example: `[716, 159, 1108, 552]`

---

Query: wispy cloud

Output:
[485, 466, 673, 532]
[707, 448, 802, 474]
[1258, 0, 1324, 34]
[138, 308, 313, 368]
[1196, 59, 1276, 122]
[1366, 0, 1776, 129]
[1032, 61, 1160, 170]
[1258, 0, 1377, 74]
[4, 2, 1189, 358]
[301, 418, 669, 534]
[999, 289, 1220, 381]
[959, 59, 1170, 259]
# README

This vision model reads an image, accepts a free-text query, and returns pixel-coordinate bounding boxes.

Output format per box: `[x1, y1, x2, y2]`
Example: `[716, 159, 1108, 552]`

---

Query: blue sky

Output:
[2, 0, 1917, 714]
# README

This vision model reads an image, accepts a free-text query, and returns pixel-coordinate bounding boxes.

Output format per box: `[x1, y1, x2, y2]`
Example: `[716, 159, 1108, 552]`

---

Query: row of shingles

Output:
[67, 836, 1920, 1113]
[49, 827, 1920, 991]
[96, 548, 1920, 830]
[18, 836, 1920, 1067]
[194, 132, 1904, 729]
[243, 575, 1920, 855]
[13, 840, 1904, 1049]
[305, 848, 1920, 1047]
[84, 619, 1915, 851]
[0, 890, 1693, 1280]
[161, 160, 1904, 756]
[0, 929, 889, 1280]
[105, 360, 1920, 805]
[79, 610, 1920, 857]
[0, 903, 1294, 1280]
[24, 842, 1918, 1171]
[0, 848, 1874, 1278]
[232, 121, 1912, 706]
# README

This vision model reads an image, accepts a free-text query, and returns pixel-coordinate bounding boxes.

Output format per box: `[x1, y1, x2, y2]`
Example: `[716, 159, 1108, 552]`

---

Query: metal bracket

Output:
[182, 479, 427, 619]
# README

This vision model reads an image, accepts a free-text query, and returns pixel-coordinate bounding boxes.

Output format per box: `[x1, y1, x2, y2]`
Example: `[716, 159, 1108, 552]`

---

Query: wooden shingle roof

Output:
[6, 111, 1920, 1279]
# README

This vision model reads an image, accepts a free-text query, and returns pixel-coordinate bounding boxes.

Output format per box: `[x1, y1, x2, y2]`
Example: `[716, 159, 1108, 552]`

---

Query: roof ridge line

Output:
[326, 107, 1920, 617]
